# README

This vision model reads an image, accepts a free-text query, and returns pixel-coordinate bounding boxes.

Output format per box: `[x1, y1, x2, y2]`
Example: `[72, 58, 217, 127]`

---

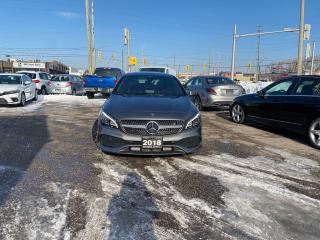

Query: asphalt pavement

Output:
[0, 96, 319, 240]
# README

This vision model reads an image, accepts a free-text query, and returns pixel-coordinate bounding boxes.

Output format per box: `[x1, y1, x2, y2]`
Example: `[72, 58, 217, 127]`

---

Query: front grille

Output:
[120, 119, 184, 136]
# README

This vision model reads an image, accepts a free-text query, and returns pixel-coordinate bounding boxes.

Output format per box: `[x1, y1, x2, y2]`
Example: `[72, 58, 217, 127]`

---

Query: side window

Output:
[194, 78, 202, 87]
[265, 79, 295, 96]
[293, 78, 320, 96]
[39, 73, 48, 80]
[186, 78, 195, 87]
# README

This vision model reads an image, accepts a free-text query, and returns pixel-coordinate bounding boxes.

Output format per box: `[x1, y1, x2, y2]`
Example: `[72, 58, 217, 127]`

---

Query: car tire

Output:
[308, 117, 320, 149]
[231, 103, 246, 124]
[194, 96, 202, 111]
[87, 92, 94, 99]
[102, 93, 109, 98]
[40, 87, 46, 95]
[32, 89, 38, 101]
[72, 89, 77, 96]
[20, 92, 26, 107]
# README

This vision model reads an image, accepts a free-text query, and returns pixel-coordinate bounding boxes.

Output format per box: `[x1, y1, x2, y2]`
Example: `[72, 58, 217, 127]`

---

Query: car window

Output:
[293, 78, 320, 96]
[39, 73, 49, 80]
[186, 78, 195, 87]
[206, 77, 219, 85]
[0, 75, 21, 84]
[194, 78, 202, 86]
[20, 72, 36, 79]
[265, 79, 294, 96]
[114, 75, 185, 97]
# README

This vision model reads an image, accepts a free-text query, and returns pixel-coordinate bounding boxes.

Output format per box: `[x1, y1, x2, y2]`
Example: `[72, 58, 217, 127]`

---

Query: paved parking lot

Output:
[0, 96, 319, 240]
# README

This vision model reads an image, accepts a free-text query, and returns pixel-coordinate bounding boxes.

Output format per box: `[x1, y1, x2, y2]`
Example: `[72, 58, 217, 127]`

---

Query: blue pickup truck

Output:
[84, 67, 125, 99]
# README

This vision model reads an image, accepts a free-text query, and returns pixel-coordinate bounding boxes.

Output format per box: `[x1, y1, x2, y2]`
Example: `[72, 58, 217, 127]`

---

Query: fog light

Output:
[11, 98, 19, 102]
[130, 147, 141, 151]
[163, 147, 173, 151]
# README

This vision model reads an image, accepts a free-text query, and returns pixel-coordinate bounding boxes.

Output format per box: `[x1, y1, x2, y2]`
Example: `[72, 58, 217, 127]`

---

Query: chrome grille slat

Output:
[120, 119, 184, 136]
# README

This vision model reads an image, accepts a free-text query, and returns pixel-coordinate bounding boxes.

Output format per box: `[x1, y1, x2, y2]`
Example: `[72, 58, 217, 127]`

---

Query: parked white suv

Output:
[16, 71, 51, 95]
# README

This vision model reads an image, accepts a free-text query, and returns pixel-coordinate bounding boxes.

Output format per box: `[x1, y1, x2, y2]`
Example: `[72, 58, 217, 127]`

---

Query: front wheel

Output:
[20, 92, 26, 107]
[194, 96, 202, 111]
[308, 117, 320, 149]
[72, 89, 77, 96]
[231, 103, 245, 123]
[86, 92, 94, 99]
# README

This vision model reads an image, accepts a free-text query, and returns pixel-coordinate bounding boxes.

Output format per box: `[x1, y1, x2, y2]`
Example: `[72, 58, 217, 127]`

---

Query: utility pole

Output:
[311, 41, 316, 75]
[124, 28, 131, 72]
[231, 24, 237, 80]
[297, 0, 305, 75]
[122, 48, 125, 71]
[91, 0, 95, 72]
[85, 0, 92, 74]
[256, 25, 262, 81]
[208, 47, 212, 75]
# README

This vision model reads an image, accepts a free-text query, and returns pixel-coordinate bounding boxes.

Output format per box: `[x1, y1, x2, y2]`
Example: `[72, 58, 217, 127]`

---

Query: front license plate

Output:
[142, 137, 163, 149]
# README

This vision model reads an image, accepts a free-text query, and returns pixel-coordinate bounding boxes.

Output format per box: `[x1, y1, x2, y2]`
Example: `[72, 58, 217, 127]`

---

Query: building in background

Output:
[69, 67, 85, 76]
[0, 59, 69, 74]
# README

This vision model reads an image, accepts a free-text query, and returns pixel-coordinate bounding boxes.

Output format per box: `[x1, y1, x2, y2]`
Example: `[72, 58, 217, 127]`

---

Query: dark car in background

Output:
[185, 76, 245, 110]
[49, 74, 85, 95]
[84, 67, 124, 99]
[230, 75, 320, 149]
[96, 72, 201, 155]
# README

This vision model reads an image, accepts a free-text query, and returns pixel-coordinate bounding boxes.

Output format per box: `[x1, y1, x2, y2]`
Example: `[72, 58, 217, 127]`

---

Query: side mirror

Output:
[24, 80, 31, 85]
[257, 90, 265, 97]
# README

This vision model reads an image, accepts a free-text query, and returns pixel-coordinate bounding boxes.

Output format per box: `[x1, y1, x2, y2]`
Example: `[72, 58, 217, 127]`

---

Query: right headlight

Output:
[185, 113, 201, 129]
[99, 111, 118, 128]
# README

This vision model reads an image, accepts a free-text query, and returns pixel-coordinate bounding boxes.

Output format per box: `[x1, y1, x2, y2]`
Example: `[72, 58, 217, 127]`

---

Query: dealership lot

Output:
[0, 96, 319, 240]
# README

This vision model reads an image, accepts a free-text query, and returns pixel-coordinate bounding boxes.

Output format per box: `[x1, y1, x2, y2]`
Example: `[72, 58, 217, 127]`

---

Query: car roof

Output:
[0, 73, 24, 77]
[95, 67, 122, 70]
[124, 71, 175, 77]
[16, 71, 46, 74]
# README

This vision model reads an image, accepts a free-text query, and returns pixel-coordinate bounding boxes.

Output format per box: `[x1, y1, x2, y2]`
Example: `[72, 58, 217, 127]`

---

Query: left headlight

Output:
[185, 113, 201, 129]
[3, 90, 20, 95]
[99, 111, 118, 128]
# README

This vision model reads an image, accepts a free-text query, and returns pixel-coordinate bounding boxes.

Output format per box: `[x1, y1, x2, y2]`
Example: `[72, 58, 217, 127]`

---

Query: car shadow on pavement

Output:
[215, 111, 310, 146]
[0, 115, 49, 206]
[106, 172, 158, 240]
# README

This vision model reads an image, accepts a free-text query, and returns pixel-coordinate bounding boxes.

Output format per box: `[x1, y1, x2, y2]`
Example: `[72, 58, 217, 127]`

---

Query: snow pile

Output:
[239, 81, 272, 94]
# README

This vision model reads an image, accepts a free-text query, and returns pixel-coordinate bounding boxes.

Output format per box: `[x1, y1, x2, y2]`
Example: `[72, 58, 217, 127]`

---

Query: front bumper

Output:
[0, 93, 20, 105]
[97, 124, 202, 155]
[85, 87, 113, 93]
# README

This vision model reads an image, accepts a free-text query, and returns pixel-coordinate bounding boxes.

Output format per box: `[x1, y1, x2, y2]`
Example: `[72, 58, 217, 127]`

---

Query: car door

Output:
[185, 78, 196, 92]
[248, 77, 297, 122]
[22, 75, 32, 100]
[281, 77, 320, 127]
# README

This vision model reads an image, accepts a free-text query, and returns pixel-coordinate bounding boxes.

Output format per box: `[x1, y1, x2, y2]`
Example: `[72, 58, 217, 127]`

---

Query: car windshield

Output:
[140, 68, 166, 73]
[206, 77, 235, 85]
[114, 75, 185, 97]
[0, 75, 21, 84]
[51, 76, 70, 81]
[94, 68, 120, 78]
[19, 72, 36, 79]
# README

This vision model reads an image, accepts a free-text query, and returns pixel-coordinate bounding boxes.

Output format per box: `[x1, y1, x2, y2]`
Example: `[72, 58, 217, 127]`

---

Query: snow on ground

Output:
[239, 81, 272, 94]
[0, 95, 105, 114]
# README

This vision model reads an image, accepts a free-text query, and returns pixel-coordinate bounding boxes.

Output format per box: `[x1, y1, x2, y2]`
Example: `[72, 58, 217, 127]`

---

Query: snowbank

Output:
[239, 81, 272, 94]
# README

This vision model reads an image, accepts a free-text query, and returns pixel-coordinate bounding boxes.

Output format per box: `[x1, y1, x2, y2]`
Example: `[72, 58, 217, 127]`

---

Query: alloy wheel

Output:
[232, 104, 245, 123]
[309, 118, 320, 148]
[20, 93, 26, 106]
[194, 97, 202, 111]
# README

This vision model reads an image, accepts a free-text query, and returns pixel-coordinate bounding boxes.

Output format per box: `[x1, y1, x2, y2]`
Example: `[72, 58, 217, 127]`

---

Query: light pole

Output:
[310, 41, 316, 75]
[230, 27, 299, 80]
[85, 0, 92, 74]
[297, 0, 305, 75]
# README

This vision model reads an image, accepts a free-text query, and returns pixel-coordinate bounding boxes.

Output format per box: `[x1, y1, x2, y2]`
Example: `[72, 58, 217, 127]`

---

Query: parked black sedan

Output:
[230, 76, 320, 149]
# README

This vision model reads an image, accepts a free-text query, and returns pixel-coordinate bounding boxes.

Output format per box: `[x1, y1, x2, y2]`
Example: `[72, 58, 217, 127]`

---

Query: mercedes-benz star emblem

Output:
[146, 121, 159, 135]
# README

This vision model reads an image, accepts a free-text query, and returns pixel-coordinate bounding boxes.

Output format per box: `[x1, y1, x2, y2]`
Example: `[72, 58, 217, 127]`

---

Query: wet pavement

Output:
[0, 96, 319, 240]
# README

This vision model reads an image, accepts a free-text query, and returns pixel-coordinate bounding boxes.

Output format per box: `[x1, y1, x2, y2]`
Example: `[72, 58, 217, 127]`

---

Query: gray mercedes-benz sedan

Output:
[96, 72, 201, 155]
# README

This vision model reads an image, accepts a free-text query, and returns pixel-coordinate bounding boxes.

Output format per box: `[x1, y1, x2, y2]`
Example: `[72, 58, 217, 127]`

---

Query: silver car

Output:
[49, 74, 85, 95]
[16, 71, 52, 95]
[0, 73, 37, 106]
[185, 76, 245, 110]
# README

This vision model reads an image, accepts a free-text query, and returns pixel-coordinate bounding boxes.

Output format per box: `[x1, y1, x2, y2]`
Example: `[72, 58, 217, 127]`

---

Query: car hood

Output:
[0, 85, 20, 93]
[103, 95, 198, 120]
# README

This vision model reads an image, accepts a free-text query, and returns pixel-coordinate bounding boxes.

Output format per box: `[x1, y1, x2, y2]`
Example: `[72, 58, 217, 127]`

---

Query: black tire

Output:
[308, 117, 320, 149]
[87, 92, 94, 99]
[231, 103, 246, 124]
[40, 87, 46, 95]
[32, 89, 38, 101]
[72, 89, 77, 96]
[20, 92, 26, 107]
[194, 96, 202, 111]
[101, 93, 109, 98]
